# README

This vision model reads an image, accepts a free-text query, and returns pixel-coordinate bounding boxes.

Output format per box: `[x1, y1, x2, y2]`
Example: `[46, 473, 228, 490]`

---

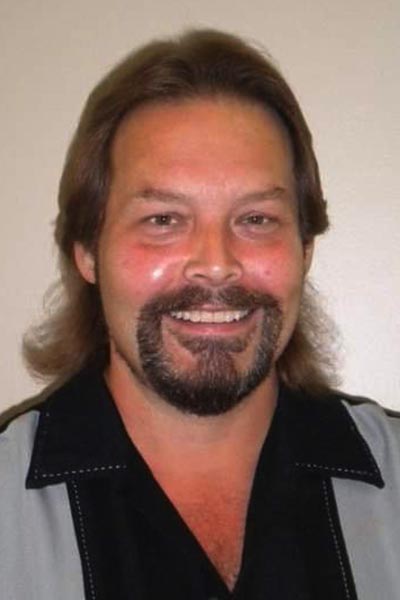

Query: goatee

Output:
[130, 285, 282, 416]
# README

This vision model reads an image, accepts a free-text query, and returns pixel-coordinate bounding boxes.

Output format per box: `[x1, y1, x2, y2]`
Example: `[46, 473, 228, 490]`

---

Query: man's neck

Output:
[105, 359, 278, 481]
[105, 359, 278, 590]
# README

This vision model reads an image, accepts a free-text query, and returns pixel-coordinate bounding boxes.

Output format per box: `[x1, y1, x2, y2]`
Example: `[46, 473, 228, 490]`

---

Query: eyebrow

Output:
[130, 188, 191, 203]
[129, 186, 288, 204]
[237, 187, 288, 202]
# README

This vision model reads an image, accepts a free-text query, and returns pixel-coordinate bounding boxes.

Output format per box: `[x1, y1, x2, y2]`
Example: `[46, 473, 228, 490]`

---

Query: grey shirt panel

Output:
[334, 401, 400, 600]
[0, 411, 85, 600]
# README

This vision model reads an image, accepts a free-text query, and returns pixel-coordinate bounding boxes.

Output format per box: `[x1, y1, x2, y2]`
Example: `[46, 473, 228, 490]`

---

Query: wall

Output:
[1, 0, 399, 411]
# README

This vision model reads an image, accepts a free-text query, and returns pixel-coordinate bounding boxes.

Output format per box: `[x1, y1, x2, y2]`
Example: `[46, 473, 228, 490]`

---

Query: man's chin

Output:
[140, 345, 270, 416]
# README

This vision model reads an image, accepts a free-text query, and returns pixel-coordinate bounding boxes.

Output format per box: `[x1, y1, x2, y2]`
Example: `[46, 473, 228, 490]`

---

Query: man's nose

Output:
[183, 225, 243, 286]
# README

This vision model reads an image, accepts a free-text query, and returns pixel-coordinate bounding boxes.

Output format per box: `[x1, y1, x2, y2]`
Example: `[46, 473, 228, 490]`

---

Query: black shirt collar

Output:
[26, 366, 384, 489]
[279, 387, 384, 488]
[26, 366, 130, 488]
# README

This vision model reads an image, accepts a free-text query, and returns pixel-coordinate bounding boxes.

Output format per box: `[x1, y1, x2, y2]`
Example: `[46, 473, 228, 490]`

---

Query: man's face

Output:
[75, 97, 313, 415]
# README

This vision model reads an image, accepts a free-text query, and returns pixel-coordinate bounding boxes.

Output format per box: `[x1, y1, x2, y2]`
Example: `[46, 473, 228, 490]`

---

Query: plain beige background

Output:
[1, 0, 399, 412]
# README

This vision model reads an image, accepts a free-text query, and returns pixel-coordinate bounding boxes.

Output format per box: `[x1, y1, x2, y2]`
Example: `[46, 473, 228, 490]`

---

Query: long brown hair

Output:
[23, 29, 334, 393]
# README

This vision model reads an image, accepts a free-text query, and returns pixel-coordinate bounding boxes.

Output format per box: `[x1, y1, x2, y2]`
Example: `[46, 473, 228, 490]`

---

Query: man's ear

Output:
[73, 242, 96, 284]
[303, 239, 314, 275]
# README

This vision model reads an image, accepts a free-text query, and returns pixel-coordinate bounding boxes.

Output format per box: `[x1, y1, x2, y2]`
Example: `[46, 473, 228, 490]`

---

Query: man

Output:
[1, 29, 399, 600]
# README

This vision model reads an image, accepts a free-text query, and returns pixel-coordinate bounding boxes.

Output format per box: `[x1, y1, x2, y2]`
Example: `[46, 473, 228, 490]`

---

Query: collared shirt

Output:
[24, 366, 384, 600]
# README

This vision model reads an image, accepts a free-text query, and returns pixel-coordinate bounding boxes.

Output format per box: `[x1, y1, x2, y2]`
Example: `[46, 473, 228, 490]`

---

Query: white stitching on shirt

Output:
[34, 464, 127, 479]
[295, 462, 372, 476]
[71, 480, 97, 600]
[322, 480, 351, 599]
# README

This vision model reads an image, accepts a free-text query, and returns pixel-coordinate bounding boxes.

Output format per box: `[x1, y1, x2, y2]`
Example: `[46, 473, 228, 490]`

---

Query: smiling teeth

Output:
[170, 310, 250, 323]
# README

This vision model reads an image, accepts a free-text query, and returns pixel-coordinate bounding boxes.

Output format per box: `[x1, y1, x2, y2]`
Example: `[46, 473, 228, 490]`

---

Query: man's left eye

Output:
[149, 214, 176, 226]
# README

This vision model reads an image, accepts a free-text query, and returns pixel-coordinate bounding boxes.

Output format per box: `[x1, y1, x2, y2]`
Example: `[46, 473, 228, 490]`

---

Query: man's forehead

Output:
[108, 97, 296, 203]
[111, 95, 292, 155]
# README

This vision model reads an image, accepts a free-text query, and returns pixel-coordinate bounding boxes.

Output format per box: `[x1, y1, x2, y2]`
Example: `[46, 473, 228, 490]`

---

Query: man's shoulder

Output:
[0, 382, 52, 432]
[0, 364, 103, 438]
[0, 380, 68, 480]
[333, 391, 400, 475]
[283, 385, 400, 433]
[335, 389, 399, 413]
[335, 389, 400, 430]
[0, 408, 41, 493]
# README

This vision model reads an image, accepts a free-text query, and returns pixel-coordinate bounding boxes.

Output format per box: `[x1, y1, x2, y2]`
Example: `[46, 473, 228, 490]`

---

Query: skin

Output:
[74, 96, 313, 587]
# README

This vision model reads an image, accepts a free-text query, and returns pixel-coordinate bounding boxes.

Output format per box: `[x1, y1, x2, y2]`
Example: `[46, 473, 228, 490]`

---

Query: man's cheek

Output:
[120, 244, 183, 285]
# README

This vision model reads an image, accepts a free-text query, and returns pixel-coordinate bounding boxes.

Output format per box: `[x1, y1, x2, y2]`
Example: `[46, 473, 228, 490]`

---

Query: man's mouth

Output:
[169, 309, 251, 324]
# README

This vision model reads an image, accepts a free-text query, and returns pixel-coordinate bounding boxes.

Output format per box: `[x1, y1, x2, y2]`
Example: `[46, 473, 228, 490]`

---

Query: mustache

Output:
[141, 285, 280, 315]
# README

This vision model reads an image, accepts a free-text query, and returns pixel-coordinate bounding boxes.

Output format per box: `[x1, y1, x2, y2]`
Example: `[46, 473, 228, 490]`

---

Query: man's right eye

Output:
[136, 211, 189, 239]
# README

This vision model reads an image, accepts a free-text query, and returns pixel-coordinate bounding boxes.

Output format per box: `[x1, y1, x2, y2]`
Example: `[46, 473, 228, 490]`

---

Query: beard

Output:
[117, 284, 283, 416]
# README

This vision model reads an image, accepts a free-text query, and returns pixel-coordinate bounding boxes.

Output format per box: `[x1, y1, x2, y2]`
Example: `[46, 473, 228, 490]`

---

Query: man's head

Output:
[24, 29, 333, 400]
[74, 97, 312, 414]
